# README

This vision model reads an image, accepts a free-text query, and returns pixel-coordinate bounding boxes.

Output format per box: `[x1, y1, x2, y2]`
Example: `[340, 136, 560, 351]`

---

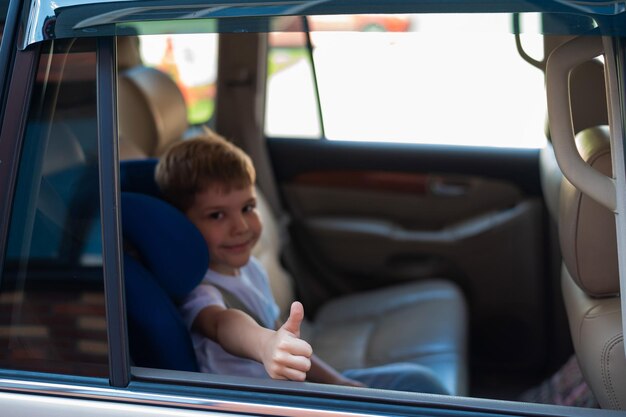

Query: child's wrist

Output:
[257, 327, 277, 364]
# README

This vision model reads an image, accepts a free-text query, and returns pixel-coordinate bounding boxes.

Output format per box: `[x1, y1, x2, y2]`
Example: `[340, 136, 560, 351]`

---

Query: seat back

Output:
[121, 161, 209, 371]
[559, 126, 625, 409]
[541, 59, 608, 220]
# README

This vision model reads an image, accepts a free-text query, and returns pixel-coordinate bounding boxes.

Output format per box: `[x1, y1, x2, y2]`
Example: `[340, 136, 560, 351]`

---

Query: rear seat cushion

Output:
[309, 279, 467, 396]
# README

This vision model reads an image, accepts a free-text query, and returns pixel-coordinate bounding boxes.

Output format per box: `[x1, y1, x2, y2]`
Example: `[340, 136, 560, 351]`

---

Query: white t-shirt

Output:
[179, 257, 280, 377]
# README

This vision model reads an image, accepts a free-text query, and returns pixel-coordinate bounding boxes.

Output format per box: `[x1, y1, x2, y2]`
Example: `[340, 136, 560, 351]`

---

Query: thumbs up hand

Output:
[281, 300, 305, 337]
[260, 301, 312, 381]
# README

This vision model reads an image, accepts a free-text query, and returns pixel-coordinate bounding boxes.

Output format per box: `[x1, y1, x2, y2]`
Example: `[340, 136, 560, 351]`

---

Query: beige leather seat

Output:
[116, 35, 468, 395]
[253, 190, 468, 395]
[540, 59, 607, 220]
[559, 126, 625, 409]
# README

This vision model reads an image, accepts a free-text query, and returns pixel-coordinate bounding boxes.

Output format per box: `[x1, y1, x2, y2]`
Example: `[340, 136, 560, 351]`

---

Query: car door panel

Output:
[283, 172, 522, 230]
[268, 137, 546, 371]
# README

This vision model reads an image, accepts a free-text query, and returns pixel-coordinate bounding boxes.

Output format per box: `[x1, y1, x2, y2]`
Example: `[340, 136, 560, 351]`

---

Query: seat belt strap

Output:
[210, 283, 266, 328]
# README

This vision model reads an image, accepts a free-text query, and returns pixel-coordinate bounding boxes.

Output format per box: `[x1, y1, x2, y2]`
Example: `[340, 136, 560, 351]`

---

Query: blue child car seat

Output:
[120, 159, 208, 371]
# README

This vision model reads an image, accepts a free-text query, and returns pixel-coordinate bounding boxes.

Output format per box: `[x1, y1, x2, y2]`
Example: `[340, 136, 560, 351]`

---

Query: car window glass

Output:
[267, 29, 322, 138]
[139, 33, 219, 126]
[265, 13, 547, 148]
[0, 38, 108, 378]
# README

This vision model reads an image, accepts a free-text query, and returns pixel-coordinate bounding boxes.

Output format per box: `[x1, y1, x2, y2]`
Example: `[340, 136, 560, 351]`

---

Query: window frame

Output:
[0, 3, 624, 417]
[96, 36, 130, 388]
[0, 36, 113, 380]
[0, 0, 25, 122]
[0, 44, 40, 279]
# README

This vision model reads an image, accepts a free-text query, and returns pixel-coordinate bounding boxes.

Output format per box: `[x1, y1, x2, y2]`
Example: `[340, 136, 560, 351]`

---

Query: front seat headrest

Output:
[117, 36, 142, 71]
[559, 125, 618, 297]
[118, 66, 188, 157]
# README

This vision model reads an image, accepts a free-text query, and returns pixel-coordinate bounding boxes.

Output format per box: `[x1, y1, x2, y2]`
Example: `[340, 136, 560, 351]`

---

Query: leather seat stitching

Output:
[601, 334, 623, 409]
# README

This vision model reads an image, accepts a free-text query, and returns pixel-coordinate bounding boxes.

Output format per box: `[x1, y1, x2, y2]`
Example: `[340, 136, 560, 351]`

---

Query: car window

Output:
[139, 33, 219, 126]
[266, 13, 547, 148]
[0, 38, 108, 378]
[0, 0, 623, 414]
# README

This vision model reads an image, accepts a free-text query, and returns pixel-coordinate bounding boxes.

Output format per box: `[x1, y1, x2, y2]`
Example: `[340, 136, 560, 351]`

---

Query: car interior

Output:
[112, 14, 598, 401]
[116, 37, 468, 395]
[1, 6, 625, 413]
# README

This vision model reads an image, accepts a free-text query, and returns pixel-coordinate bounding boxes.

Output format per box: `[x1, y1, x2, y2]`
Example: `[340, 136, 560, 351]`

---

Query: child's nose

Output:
[231, 214, 249, 234]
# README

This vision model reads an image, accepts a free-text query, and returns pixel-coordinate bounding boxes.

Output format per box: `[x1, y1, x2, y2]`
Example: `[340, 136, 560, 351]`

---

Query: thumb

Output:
[281, 301, 304, 337]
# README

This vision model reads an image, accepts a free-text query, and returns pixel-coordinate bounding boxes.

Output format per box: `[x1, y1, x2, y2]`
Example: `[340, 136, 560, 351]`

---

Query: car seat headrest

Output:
[118, 66, 188, 157]
[121, 192, 208, 301]
[117, 36, 142, 71]
[559, 125, 618, 297]
[120, 158, 161, 197]
[121, 159, 207, 371]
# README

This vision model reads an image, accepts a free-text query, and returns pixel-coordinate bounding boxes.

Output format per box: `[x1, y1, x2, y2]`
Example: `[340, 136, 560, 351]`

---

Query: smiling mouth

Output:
[222, 240, 252, 251]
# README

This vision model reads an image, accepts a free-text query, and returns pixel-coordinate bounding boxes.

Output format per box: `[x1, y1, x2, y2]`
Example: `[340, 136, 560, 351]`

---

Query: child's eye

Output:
[208, 212, 224, 220]
[243, 203, 256, 213]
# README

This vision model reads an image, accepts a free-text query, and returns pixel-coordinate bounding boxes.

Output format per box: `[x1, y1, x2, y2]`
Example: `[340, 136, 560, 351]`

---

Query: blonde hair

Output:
[155, 129, 256, 211]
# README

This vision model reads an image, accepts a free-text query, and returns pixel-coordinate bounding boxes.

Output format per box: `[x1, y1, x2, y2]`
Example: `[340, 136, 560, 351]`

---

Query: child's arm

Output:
[192, 301, 312, 381]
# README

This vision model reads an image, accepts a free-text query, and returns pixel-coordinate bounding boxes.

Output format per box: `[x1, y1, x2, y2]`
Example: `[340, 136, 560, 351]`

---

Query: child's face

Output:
[185, 184, 262, 276]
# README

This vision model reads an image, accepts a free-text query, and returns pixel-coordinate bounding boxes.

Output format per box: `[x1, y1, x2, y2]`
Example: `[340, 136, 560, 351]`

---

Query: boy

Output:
[155, 129, 447, 392]
[155, 129, 361, 385]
